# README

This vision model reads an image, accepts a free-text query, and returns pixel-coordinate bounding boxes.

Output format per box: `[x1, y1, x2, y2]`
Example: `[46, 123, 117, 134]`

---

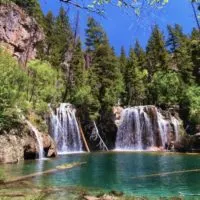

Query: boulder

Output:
[174, 134, 200, 153]
[174, 135, 192, 152]
[42, 133, 57, 158]
[0, 3, 44, 65]
[112, 106, 123, 127]
[190, 133, 200, 152]
[24, 131, 57, 159]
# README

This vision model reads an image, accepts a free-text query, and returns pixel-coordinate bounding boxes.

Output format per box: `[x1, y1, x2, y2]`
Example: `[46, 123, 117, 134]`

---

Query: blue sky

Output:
[39, 0, 197, 55]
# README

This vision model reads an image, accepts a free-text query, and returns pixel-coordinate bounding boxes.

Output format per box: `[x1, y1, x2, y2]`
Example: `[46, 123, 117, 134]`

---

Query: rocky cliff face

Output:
[0, 125, 57, 164]
[0, 3, 44, 65]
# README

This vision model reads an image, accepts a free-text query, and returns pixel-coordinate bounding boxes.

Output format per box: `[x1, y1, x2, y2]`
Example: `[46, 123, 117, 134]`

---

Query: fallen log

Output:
[78, 121, 90, 152]
[132, 168, 200, 179]
[3, 162, 86, 184]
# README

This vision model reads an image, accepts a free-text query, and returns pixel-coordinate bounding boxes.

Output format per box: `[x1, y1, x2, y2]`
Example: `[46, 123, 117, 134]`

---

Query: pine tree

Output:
[61, 38, 100, 122]
[119, 46, 127, 75]
[190, 28, 200, 84]
[146, 25, 168, 81]
[134, 40, 146, 70]
[66, 39, 85, 102]
[85, 17, 107, 52]
[91, 43, 124, 110]
[177, 38, 194, 84]
[166, 24, 185, 53]
[37, 11, 55, 61]
[40, 7, 73, 68]
[166, 24, 194, 84]
[85, 16, 123, 111]
[90, 42, 124, 147]
[54, 7, 73, 67]
[85, 16, 124, 145]
[124, 47, 147, 105]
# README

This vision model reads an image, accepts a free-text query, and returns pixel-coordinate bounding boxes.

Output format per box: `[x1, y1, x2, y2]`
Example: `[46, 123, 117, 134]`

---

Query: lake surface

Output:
[1, 152, 200, 198]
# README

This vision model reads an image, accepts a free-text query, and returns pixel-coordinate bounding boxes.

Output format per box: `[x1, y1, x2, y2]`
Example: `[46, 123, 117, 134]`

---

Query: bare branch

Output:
[60, 0, 104, 15]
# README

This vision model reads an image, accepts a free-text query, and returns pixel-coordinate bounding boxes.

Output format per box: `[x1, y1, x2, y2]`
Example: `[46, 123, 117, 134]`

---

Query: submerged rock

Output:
[84, 195, 118, 200]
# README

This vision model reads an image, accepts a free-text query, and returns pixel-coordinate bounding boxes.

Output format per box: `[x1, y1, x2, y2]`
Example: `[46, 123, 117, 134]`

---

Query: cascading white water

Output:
[171, 116, 180, 141]
[133, 108, 142, 150]
[143, 111, 154, 147]
[115, 106, 180, 151]
[157, 111, 169, 147]
[50, 103, 83, 153]
[25, 120, 44, 159]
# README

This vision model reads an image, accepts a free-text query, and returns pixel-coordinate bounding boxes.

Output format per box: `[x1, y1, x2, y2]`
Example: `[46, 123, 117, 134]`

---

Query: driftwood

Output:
[90, 121, 108, 151]
[3, 162, 86, 184]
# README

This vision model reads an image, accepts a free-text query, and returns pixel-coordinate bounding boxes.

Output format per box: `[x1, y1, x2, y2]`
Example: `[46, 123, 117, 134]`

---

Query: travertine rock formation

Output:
[0, 126, 57, 163]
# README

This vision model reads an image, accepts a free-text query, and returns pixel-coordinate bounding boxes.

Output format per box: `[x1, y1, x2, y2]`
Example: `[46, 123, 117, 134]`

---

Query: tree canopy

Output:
[0, 0, 200, 135]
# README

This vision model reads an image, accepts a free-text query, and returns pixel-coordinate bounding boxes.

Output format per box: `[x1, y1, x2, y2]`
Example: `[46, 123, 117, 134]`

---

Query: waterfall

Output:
[157, 111, 169, 147]
[171, 116, 180, 141]
[25, 120, 44, 159]
[115, 106, 180, 151]
[50, 103, 83, 153]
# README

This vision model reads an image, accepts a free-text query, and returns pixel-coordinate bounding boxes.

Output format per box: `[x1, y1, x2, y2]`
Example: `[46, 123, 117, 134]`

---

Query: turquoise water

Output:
[2, 152, 200, 198]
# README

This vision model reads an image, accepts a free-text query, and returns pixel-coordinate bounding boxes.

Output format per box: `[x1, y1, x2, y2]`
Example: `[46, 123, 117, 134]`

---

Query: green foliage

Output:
[85, 17, 107, 51]
[134, 40, 146, 70]
[119, 46, 127, 75]
[182, 86, 200, 124]
[0, 49, 27, 130]
[62, 40, 85, 102]
[27, 60, 64, 115]
[166, 24, 194, 84]
[0, 2, 199, 137]
[85, 0, 170, 15]
[0, 48, 64, 131]
[150, 71, 182, 105]
[190, 28, 200, 84]
[166, 24, 185, 53]
[123, 48, 147, 105]
[146, 25, 168, 77]
[91, 43, 124, 111]
[39, 7, 73, 67]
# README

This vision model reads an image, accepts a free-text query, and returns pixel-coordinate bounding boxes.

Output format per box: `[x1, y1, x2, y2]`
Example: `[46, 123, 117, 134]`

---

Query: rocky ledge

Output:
[174, 133, 200, 153]
[0, 125, 57, 164]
